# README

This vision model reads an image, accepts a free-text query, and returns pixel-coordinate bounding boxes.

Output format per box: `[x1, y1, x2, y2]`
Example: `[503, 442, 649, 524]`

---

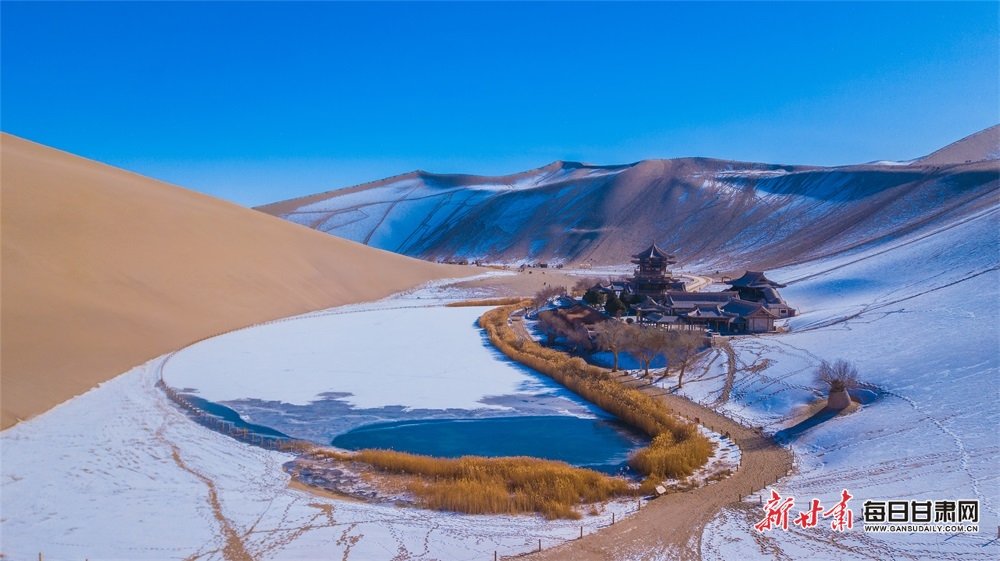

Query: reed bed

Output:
[350, 449, 630, 519]
[479, 303, 713, 486]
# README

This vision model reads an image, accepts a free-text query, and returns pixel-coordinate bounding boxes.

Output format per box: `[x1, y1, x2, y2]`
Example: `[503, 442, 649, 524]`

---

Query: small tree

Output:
[537, 311, 570, 346]
[533, 285, 567, 311]
[538, 310, 592, 353]
[816, 359, 859, 410]
[604, 291, 626, 317]
[665, 331, 704, 388]
[594, 320, 628, 371]
[624, 326, 668, 378]
[565, 325, 594, 354]
[582, 288, 607, 308]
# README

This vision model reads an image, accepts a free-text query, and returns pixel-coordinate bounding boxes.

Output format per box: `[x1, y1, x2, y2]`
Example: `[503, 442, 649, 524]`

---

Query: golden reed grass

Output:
[479, 304, 713, 489]
[311, 448, 631, 519]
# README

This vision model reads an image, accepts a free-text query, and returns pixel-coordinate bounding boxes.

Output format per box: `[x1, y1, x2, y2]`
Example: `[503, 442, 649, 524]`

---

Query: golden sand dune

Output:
[914, 124, 999, 166]
[0, 134, 470, 428]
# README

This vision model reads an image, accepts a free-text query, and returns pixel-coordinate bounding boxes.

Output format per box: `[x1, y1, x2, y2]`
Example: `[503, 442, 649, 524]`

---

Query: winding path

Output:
[532, 380, 793, 560]
[511, 311, 794, 560]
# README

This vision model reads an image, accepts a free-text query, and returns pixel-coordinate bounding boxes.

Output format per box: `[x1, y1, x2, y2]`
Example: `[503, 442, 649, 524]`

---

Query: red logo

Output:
[755, 489, 853, 532]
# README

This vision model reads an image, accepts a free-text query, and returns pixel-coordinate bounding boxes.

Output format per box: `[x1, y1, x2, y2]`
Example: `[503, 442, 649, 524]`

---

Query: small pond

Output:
[331, 415, 647, 475]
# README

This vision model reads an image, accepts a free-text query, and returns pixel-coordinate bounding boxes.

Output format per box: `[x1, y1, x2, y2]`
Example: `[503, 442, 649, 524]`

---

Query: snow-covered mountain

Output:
[258, 127, 999, 270]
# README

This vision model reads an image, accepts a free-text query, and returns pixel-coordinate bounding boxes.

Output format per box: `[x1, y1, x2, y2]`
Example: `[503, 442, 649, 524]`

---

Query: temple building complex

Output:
[586, 243, 796, 334]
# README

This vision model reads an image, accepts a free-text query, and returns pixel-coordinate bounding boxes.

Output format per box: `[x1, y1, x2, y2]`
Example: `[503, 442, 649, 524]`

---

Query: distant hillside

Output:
[912, 124, 1000, 166]
[0, 134, 469, 428]
[258, 127, 999, 270]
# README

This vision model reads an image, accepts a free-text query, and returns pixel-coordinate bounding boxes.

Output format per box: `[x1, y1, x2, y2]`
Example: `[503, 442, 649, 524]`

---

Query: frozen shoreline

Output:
[0, 351, 642, 560]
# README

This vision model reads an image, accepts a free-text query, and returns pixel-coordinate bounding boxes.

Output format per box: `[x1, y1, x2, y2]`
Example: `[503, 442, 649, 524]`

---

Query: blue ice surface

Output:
[332, 415, 648, 475]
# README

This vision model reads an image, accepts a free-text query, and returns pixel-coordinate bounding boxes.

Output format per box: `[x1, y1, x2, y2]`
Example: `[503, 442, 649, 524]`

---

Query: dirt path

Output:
[678, 273, 715, 292]
[531, 374, 793, 560]
[506, 308, 793, 560]
[170, 446, 255, 561]
[151, 354, 256, 561]
[712, 340, 739, 407]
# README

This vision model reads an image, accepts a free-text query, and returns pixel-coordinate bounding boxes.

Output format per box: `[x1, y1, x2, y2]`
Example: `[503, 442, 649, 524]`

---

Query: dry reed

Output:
[315, 448, 631, 519]
[479, 303, 713, 486]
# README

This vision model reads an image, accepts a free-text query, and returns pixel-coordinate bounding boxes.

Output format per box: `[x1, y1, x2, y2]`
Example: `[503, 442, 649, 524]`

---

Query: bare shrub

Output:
[538, 309, 593, 353]
[815, 359, 859, 393]
[572, 277, 602, 296]
[446, 297, 525, 307]
[564, 326, 594, 354]
[537, 311, 571, 346]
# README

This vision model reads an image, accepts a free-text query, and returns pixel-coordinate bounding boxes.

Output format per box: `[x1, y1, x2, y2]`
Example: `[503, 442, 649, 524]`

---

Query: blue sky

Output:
[2, 2, 997, 206]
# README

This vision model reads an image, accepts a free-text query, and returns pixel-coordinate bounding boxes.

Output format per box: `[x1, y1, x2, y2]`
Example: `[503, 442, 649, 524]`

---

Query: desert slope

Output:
[260, 128, 999, 270]
[0, 133, 470, 429]
[913, 124, 1000, 165]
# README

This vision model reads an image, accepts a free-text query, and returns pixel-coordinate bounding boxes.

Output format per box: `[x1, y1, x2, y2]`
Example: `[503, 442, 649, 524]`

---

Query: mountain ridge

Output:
[259, 126, 998, 270]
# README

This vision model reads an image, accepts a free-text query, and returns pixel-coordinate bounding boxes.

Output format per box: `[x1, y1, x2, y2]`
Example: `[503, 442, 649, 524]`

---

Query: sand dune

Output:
[913, 124, 1000, 165]
[260, 142, 999, 270]
[0, 134, 471, 429]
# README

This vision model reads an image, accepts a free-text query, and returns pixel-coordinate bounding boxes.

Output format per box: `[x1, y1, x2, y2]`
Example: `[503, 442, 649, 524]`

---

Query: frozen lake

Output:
[162, 302, 646, 469]
[332, 415, 646, 474]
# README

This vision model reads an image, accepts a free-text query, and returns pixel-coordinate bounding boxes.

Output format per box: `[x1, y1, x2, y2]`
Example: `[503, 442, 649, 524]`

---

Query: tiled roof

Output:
[728, 271, 786, 289]
[631, 243, 676, 261]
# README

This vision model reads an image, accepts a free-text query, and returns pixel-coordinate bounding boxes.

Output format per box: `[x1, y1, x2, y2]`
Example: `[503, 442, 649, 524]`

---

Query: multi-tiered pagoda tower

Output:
[630, 243, 682, 298]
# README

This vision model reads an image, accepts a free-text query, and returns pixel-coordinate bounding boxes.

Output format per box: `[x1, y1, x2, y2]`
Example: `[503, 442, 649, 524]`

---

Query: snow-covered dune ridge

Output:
[258, 127, 999, 270]
[689, 205, 1000, 560]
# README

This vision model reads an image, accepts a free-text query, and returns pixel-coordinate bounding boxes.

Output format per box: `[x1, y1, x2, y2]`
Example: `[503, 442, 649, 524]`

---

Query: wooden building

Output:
[628, 262, 787, 334]
[721, 298, 778, 333]
[629, 243, 686, 298]
[726, 271, 796, 317]
[635, 295, 778, 334]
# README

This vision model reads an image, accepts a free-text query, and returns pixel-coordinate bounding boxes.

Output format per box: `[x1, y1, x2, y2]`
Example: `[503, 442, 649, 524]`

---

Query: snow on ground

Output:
[870, 160, 914, 166]
[159, 290, 621, 446]
[1, 355, 639, 561]
[272, 164, 636, 258]
[678, 207, 1000, 559]
[2, 275, 648, 559]
[163, 305, 560, 411]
